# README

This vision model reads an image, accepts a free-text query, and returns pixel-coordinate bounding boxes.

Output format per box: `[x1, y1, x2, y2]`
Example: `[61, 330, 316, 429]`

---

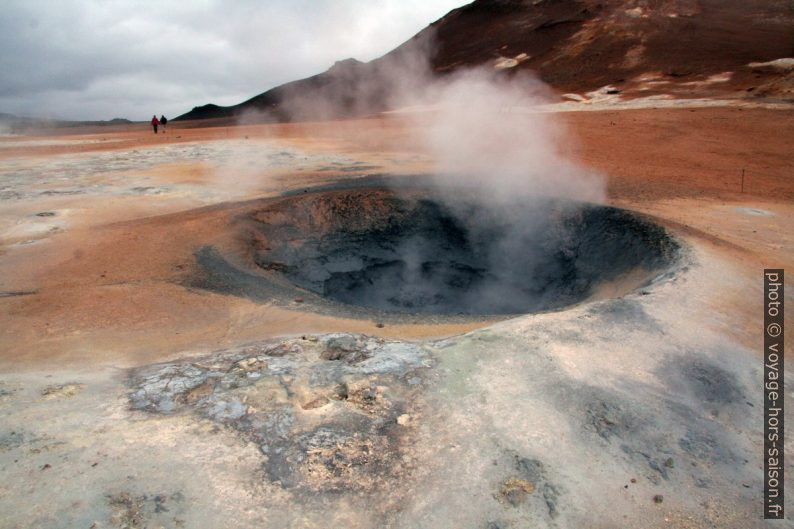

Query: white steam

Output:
[233, 31, 604, 205]
[228, 31, 631, 318]
[412, 68, 605, 204]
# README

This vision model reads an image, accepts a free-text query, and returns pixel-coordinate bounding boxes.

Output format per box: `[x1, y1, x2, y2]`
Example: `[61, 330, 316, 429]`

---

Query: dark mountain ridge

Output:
[176, 0, 794, 122]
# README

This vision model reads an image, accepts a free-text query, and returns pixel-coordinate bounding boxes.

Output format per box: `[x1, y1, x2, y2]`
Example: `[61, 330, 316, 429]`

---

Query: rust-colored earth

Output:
[0, 105, 791, 372]
[1, 102, 792, 529]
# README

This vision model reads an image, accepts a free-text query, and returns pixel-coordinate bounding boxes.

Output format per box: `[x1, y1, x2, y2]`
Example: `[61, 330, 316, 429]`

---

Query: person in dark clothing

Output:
[151, 115, 159, 134]
[160, 115, 168, 132]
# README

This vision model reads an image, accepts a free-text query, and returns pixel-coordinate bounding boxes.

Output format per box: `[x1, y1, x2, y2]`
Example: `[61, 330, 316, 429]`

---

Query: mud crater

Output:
[249, 187, 679, 315]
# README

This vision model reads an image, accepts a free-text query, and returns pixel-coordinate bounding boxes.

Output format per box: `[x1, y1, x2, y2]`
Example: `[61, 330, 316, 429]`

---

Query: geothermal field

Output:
[1, 1, 793, 528]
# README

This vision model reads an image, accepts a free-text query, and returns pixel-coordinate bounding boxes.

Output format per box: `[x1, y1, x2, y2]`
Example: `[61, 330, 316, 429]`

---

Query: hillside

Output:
[176, 0, 794, 122]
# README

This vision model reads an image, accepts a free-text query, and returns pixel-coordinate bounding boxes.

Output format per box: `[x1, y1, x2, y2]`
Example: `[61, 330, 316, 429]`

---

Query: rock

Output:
[182, 380, 214, 404]
[333, 383, 349, 400]
[653, 494, 664, 504]
[500, 478, 536, 506]
[235, 357, 268, 371]
[325, 334, 358, 352]
[206, 399, 247, 421]
[321, 334, 370, 363]
[129, 364, 209, 412]
[157, 398, 175, 413]
[242, 342, 300, 358]
[41, 383, 85, 400]
[127, 334, 431, 491]
[321, 349, 344, 361]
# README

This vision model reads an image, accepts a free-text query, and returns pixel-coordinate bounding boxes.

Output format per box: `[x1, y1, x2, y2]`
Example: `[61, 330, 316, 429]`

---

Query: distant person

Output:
[151, 115, 159, 134]
[160, 115, 168, 132]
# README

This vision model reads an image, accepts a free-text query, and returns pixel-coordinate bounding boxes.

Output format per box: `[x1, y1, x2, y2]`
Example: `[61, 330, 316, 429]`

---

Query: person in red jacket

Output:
[151, 115, 159, 134]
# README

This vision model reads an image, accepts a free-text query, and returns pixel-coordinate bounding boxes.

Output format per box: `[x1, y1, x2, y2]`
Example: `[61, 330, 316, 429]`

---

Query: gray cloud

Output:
[0, 0, 463, 121]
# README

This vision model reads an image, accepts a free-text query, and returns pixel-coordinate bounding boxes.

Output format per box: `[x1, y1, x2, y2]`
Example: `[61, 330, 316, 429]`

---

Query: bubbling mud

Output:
[249, 187, 679, 315]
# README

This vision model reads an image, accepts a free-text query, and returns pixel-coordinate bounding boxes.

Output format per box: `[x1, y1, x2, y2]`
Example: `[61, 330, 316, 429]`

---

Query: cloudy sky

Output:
[0, 0, 464, 121]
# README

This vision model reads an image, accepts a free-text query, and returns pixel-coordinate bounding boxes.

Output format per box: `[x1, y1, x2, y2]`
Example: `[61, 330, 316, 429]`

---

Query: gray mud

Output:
[254, 190, 679, 315]
[188, 186, 680, 318]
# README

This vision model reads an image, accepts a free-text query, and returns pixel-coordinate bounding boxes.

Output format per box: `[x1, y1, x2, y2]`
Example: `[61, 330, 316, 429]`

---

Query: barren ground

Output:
[0, 105, 792, 528]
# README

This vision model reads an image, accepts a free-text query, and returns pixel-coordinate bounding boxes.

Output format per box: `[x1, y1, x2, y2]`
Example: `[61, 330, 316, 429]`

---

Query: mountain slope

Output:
[176, 0, 794, 121]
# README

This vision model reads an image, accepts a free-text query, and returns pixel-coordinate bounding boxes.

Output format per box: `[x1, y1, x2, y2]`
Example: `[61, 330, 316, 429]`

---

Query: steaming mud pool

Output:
[192, 186, 680, 319]
[0, 158, 786, 529]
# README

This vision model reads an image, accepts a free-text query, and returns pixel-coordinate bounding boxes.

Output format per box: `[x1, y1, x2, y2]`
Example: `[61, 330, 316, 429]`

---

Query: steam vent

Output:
[248, 187, 679, 316]
[2, 0, 790, 527]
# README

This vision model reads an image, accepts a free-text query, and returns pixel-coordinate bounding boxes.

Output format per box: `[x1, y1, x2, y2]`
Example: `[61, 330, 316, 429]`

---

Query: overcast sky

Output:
[0, 0, 463, 121]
